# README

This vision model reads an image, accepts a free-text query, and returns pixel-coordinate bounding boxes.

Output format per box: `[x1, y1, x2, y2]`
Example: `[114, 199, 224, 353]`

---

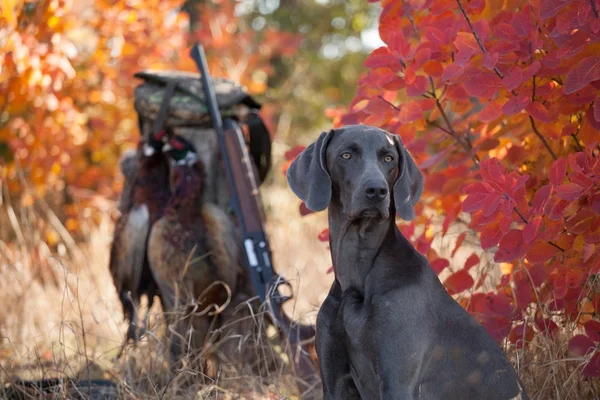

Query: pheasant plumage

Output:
[109, 130, 170, 344]
[147, 136, 243, 368]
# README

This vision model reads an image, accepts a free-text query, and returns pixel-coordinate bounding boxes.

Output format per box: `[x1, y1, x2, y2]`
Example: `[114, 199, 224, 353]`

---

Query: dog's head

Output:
[286, 124, 423, 221]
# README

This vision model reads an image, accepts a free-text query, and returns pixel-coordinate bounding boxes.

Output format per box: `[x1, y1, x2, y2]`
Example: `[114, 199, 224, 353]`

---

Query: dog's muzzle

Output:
[350, 179, 391, 220]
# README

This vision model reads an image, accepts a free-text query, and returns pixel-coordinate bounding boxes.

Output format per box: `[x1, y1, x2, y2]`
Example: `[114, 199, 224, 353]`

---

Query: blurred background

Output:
[0, 0, 383, 391]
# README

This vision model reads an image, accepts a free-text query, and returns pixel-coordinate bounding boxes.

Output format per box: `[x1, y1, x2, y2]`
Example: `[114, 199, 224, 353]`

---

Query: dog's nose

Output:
[364, 181, 388, 201]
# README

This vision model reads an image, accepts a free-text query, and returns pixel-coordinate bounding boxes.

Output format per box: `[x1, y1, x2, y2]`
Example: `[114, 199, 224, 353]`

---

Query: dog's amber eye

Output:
[341, 152, 352, 159]
[384, 155, 394, 162]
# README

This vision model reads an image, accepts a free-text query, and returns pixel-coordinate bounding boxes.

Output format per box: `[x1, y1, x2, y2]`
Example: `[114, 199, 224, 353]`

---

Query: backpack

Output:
[132, 69, 272, 208]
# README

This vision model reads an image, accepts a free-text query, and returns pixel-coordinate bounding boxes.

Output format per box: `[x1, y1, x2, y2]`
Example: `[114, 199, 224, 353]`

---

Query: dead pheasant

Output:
[109, 129, 170, 346]
[147, 135, 243, 367]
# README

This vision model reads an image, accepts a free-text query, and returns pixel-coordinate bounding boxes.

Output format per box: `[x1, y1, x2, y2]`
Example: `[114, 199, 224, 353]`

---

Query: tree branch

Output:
[456, 0, 507, 83]
[427, 120, 453, 136]
[513, 206, 528, 224]
[590, 0, 599, 18]
[529, 115, 557, 160]
[378, 95, 400, 111]
[428, 78, 480, 164]
[401, 0, 420, 38]
[513, 206, 565, 252]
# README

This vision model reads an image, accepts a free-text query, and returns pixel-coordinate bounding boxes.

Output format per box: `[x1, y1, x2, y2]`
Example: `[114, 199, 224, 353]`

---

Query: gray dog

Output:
[286, 124, 527, 400]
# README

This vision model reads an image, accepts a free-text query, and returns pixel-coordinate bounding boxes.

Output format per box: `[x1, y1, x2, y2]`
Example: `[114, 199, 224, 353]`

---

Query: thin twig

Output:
[529, 115, 558, 160]
[427, 120, 453, 136]
[455, 0, 507, 82]
[378, 95, 400, 111]
[428, 78, 480, 164]
[590, 0, 599, 17]
[401, 0, 420, 38]
[513, 207, 529, 224]
[514, 206, 564, 251]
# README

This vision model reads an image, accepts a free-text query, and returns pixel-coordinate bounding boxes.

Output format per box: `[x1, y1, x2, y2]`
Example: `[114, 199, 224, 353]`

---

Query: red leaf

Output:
[452, 232, 467, 257]
[284, 145, 306, 161]
[477, 138, 501, 151]
[531, 185, 552, 214]
[514, 276, 532, 310]
[318, 228, 329, 242]
[494, 229, 528, 262]
[556, 30, 589, 59]
[502, 95, 531, 115]
[482, 52, 499, 70]
[528, 264, 547, 286]
[406, 76, 428, 97]
[482, 194, 502, 217]
[566, 209, 595, 234]
[584, 244, 596, 262]
[501, 67, 524, 91]
[431, 258, 450, 274]
[522, 61, 542, 82]
[423, 60, 443, 77]
[463, 70, 501, 98]
[484, 293, 514, 318]
[399, 101, 423, 122]
[444, 269, 475, 295]
[364, 47, 401, 69]
[594, 99, 600, 123]
[388, 32, 413, 59]
[585, 320, 600, 342]
[479, 101, 503, 122]
[526, 242, 558, 263]
[299, 202, 315, 216]
[414, 47, 432, 69]
[556, 183, 584, 201]
[481, 224, 504, 249]
[482, 316, 512, 341]
[535, 315, 559, 338]
[523, 216, 542, 243]
[549, 158, 567, 186]
[462, 193, 487, 212]
[568, 334, 595, 356]
[526, 102, 552, 123]
[464, 253, 480, 271]
[510, 11, 532, 37]
[540, 0, 573, 18]
[509, 323, 534, 347]
[454, 32, 482, 65]
[582, 352, 600, 378]
[424, 26, 446, 45]
[442, 64, 466, 82]
[563, 56, 600, 95]
[590, 193, 600, 213]
[494, 23, 519, 41]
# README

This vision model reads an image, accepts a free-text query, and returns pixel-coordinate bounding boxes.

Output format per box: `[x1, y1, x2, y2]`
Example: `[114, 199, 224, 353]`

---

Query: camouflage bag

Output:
[132, 70, 272, 206]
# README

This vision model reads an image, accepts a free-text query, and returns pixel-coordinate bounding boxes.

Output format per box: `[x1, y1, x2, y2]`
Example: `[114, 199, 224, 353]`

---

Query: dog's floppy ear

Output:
[392, 135, 424, 221]
[286, 130, 334, 211]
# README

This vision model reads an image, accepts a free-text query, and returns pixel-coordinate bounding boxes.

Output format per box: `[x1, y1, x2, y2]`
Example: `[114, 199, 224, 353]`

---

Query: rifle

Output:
[189, 44, 319, 393]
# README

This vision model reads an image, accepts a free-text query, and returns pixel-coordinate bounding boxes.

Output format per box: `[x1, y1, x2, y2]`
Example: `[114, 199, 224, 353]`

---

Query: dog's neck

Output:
[328, 201, 395, 293]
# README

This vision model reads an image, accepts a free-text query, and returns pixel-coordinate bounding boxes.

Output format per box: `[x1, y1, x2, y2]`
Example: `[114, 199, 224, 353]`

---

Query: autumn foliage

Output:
[0, 0, 298, 234]
[288, 0, 600, 377]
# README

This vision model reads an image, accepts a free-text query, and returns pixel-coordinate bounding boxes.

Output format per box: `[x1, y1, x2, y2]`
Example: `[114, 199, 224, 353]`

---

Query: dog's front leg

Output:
[316, 279, 361, 400]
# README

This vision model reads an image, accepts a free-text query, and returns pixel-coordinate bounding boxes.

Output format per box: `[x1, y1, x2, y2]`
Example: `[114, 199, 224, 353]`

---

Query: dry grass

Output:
[1, 170, 599, 398]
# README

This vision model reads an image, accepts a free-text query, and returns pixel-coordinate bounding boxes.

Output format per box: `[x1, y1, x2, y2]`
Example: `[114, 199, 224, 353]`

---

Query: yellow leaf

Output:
[1, 0, 17, 26]
[500, 263, 513, 275]
[45, 229, 59, 246]
[20, 192, 34, 208]
[47, 15, 59, 28]
[65, 218, 79, 232]
[573, 234, 585, 253]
